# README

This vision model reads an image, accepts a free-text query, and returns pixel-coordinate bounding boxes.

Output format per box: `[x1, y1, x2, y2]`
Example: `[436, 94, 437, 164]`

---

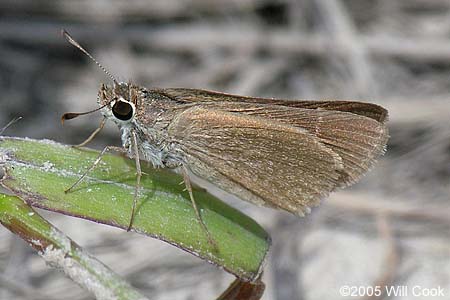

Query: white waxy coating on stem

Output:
[39, 229, 148, 300]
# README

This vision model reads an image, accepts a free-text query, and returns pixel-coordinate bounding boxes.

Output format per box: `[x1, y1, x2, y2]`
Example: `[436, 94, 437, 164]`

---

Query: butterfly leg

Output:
[74, 118, 107, 148]
[127, 131, 142, 231]
[181, 166, 218, 250]
[64, 145, 126, 194]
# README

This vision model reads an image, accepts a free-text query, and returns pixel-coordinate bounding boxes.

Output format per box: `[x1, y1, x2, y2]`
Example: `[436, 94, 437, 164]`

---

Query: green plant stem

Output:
[0, 194, 149, 300]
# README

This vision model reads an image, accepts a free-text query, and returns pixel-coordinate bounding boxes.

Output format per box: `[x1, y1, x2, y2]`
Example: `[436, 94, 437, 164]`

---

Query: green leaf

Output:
[0, 137, 270, 281]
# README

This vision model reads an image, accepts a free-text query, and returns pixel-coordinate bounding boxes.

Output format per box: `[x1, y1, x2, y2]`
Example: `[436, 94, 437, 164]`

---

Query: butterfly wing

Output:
[158, 88, 388, 123]
[168, 107, 345, 215]
[192, 102, 389, 186]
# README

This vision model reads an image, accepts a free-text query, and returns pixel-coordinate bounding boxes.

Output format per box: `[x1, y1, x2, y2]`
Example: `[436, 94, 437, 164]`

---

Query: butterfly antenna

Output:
[61, 104, 108, 124]
[61, 29, 119, 85]
[0, 116, 22, 135]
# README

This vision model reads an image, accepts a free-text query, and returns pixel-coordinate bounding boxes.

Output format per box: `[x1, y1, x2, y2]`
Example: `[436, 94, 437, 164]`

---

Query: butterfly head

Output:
[98, 82, 137, 126]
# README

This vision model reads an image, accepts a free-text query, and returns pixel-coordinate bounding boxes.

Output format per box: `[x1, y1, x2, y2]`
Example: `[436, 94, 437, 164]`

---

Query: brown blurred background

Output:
[1, 1, 449, 299]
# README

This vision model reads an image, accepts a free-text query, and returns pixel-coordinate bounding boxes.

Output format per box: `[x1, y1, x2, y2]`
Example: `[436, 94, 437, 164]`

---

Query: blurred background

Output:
[1, 0, 450, 299]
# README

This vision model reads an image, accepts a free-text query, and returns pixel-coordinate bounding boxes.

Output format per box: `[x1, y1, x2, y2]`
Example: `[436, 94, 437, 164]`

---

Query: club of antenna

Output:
[61, 29, 118, 85]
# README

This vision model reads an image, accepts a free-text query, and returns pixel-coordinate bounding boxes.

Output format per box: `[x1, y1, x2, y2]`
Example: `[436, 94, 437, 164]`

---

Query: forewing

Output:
[158, 88, 388, 123]
[197, 102, 389, 186]
[168, 107, 344, 215]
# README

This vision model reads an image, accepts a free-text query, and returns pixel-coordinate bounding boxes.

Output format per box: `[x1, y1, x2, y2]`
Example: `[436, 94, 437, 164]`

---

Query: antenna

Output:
[61, 104, 108, 124]
[0, 116, 22, 135]
[61, 29, 118, 85]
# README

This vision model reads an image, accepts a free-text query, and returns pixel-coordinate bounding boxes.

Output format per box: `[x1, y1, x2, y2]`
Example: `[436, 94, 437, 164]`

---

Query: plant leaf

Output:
[0, 137, 270, 281]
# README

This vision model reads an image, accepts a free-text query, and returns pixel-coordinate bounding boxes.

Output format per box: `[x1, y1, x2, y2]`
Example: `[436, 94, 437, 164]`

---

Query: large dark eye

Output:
[112, 101, 133, 121]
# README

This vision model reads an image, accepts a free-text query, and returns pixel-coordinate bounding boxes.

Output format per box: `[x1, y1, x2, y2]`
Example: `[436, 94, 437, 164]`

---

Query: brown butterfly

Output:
[61, 30, 389, 247]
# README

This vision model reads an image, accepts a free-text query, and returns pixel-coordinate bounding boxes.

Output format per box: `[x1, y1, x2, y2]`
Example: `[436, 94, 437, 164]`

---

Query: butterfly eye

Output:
[112, 101, 133, 121]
